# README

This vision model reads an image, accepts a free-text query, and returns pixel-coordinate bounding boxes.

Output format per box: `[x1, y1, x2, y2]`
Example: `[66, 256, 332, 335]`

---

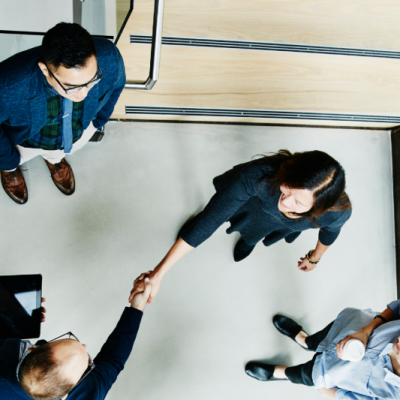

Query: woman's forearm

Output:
[311, 240, 330, 261]
[130, 238, 195, 303]
[152, 238, 194, 279]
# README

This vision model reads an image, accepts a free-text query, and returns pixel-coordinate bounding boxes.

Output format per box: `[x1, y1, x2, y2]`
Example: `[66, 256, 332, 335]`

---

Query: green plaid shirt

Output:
[20, 80, 84, 150]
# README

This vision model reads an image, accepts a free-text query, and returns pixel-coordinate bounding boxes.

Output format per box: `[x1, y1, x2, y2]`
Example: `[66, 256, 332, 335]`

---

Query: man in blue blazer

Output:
[0, 278, 151, 400]
[0, 22, 126, 204]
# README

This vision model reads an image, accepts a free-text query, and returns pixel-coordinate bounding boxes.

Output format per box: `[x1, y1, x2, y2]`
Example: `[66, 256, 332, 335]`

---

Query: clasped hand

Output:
[129, 277, 152, 311]
[129, 271, 160, 305]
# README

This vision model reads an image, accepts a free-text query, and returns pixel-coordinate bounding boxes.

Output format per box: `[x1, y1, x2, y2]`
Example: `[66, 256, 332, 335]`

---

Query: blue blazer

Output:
[0, 37, 126, 170]
[0, 307, 143, 400]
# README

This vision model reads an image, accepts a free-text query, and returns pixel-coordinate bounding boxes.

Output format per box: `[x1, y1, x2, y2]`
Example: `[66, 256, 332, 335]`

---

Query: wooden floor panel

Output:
[115, 0, 400, 126]
[111, 114, 396, 128]
[119, 0, 400, 50]
[114, 44, 400, 117]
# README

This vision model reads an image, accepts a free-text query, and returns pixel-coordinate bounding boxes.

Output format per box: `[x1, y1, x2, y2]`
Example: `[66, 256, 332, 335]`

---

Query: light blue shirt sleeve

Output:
[387, 300, 400, 319]
[336, 389, 377, 400]
[313, 309, 400, 397]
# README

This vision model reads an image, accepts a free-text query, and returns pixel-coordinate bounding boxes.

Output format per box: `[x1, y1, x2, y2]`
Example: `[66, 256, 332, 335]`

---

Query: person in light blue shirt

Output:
[244, 299, 400, 399]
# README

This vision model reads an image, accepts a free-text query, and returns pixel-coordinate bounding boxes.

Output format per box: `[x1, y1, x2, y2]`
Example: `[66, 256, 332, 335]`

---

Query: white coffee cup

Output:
[342, 339, 365, 362]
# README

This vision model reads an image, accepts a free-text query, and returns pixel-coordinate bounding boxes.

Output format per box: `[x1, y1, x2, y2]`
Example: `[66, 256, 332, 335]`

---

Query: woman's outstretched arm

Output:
[130, 163, 262, 303]
[129, 238, 194, 303]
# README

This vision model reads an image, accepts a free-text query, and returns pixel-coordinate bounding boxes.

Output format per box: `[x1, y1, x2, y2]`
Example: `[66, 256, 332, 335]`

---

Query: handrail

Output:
[114, 0, 134, 45]
[124, 0, 165, 90]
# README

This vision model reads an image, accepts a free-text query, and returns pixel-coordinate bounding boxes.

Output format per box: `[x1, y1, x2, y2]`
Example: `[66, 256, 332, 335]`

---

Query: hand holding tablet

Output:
[0, 274, 43, 339]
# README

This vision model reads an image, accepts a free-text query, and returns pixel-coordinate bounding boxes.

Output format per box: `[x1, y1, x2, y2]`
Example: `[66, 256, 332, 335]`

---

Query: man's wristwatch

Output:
[374, 315, 387, 323]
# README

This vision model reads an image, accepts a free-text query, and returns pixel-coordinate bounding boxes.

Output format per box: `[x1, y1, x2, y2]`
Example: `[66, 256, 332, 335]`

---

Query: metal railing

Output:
[124, 0, 165, 90]
[114, 0, 134, 45]
[0, 0, 165, 91]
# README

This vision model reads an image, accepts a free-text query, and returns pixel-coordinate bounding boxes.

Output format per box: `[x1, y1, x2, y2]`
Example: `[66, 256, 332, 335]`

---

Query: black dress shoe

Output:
[273, 315, 311, 351]
[233, 238, 255, 262]
[245, 361, 286, 381]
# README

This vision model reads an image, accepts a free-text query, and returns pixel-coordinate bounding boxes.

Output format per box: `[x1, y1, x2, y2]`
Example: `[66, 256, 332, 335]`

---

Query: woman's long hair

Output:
[260, 149, 351, 218]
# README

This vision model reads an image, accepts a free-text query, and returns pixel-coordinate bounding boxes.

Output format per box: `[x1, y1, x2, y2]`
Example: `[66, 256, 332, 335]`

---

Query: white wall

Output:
[0, 0, 73, 62]
[0, 0, 117, 63]
[0, 0, 73, 31]
[82, 0, 117, 38]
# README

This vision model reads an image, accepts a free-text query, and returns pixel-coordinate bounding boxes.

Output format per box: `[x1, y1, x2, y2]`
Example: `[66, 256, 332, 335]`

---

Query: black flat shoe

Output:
[273, 315, 311, 351]
[245, 361, 287, 381]
[233, 238, 255, 262]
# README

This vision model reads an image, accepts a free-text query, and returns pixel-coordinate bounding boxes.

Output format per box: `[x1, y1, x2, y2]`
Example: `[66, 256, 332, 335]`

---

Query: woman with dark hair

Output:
[130, 150, 352, 304]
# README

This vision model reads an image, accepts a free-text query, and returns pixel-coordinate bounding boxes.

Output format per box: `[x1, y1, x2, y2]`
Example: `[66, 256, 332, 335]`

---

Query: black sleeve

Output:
[84, 307, 143, 399]
[180, 163, 262, 247]
[318, 209, 352, 246]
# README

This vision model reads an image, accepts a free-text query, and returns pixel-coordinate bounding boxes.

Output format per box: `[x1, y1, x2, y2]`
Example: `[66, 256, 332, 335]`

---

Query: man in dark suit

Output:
[0, 22, 126, 204]
[0, 278, 151, 400]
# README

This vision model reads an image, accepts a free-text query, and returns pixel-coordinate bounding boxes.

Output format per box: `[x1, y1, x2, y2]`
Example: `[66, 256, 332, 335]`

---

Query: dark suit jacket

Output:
[0, 37, 126, 170]
[0, 307, 143, 400]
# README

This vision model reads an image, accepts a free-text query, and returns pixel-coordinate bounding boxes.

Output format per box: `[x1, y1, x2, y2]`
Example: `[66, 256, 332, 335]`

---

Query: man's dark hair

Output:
[19, 343, 75, 400]
[40, 22, 97, 71]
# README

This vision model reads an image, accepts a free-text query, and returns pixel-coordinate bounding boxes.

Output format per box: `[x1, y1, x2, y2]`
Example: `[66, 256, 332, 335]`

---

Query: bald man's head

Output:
[19, 339, 89, 400]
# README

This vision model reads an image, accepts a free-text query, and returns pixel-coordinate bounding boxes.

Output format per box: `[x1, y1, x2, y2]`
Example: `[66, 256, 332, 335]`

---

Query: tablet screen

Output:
[0, 274, 42, 339]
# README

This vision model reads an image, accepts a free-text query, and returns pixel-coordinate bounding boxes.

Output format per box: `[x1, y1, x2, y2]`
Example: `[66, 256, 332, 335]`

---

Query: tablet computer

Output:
[0, 274, 42, 339]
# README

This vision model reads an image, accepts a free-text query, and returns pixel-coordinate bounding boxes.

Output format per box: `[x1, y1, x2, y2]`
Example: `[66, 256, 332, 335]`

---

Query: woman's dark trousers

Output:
[284, 321, 334, 386]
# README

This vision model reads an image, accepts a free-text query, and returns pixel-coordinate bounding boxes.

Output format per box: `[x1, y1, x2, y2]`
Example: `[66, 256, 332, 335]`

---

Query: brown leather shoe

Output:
[0, 167, 28, 204]
[44, 158, 75, 195]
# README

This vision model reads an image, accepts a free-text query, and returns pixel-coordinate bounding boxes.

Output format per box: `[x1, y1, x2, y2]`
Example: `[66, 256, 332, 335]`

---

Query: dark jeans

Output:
[284, 321, 334, 386]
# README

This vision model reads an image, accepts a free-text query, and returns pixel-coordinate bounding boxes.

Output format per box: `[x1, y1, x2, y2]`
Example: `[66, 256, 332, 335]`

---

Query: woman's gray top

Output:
[180, 158, 352, 248]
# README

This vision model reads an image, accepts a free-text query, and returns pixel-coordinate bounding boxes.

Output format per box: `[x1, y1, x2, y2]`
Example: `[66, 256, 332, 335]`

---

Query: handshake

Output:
[129, 277, 153, 311]
[129, 269, 161, 306]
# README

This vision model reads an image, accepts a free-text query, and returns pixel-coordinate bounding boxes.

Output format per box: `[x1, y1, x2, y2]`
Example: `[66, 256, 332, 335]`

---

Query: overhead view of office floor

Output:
[0, 121, 395, 400]
[2, 0, 400, 399]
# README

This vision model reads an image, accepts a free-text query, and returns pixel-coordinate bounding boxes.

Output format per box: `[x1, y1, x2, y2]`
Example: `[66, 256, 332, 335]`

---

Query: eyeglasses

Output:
[48, 332, 95, 385]
[16, 332, 95, 386]
[45, 64, 103, 95]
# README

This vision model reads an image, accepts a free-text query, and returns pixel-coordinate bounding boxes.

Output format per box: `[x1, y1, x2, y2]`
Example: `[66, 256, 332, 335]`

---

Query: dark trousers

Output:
[284, 321, 334, 386]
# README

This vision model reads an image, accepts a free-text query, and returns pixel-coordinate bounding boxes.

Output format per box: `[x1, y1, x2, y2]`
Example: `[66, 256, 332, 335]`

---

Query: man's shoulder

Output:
[92, 38, 125, 93]
[67, 375, 99, 400]
[0, 46, 42, 98]
[93, 38, 120, 63]
[0, 338, 22, 395]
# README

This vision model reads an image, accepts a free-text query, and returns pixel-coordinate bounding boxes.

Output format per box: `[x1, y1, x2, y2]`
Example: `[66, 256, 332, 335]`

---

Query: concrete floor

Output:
[1, 122, 396, 400]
